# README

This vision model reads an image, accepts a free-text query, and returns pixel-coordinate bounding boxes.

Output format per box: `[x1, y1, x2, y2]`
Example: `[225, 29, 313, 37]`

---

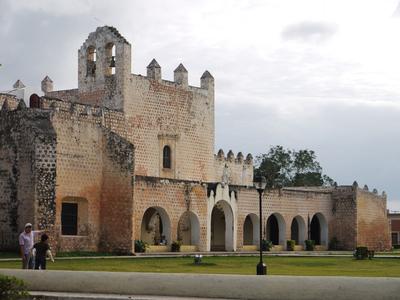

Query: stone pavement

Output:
[2, 269, 400, 300]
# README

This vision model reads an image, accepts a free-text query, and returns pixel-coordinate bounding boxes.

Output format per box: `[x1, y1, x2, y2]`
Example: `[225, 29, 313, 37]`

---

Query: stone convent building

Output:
[0, 26, 391, 253]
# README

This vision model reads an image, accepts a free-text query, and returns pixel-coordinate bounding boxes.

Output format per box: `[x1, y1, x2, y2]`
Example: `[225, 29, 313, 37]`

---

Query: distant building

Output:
[388, 212, 400, 248]
[1, 79, 43, 106]
[0, 26, 392, 253]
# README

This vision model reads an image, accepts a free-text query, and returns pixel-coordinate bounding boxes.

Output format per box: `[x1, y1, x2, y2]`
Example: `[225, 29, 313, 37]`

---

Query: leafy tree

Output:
[255, 146, 334, 188]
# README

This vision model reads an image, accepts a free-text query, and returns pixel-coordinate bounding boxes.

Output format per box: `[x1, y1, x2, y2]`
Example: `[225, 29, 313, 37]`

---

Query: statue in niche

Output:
[222, 164, 229, 187]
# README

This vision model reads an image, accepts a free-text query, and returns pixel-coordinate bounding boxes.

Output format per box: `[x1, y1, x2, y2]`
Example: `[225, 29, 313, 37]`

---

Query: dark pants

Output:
[35, 256, 46, 270]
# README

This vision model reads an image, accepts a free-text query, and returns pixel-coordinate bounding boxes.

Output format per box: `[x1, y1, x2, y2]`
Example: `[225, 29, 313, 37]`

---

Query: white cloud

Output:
[282, 21, 337, 43]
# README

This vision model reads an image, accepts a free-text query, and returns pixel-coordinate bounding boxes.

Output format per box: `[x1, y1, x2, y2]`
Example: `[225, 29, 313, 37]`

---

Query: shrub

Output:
[134, 240, 148, 253]
[286, 240, 295, 251]
[171, 240, 182, 252]
[0, 275, 29, 300]
[354, 246, 374, 260]
[329, 237, 340, 250]
[261, 239, 273, 251]
[305, 240, 315, 251]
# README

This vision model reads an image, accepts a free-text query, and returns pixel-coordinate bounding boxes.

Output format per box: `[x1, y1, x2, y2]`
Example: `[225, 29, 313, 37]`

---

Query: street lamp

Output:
[254, 175, 267, 275]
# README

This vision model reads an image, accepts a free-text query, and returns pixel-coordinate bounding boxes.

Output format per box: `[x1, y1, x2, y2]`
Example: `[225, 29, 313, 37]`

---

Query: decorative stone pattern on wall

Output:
[0, 108, 56, 250]
[124, 75, 215, 182]
[235, 187, 333, 250]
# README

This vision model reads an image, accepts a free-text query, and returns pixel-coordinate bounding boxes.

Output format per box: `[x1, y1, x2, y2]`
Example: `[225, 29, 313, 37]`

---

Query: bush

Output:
[0, 275, 29, 300]
[261, 239, 273, 251]
[329, 237, 340, 250]
[354, 246, 374, 260]
[134, 240, 148, 253]
[305, 240, 315, 251]
[286, 240, 295, 251]
[171, 240, 182, 252]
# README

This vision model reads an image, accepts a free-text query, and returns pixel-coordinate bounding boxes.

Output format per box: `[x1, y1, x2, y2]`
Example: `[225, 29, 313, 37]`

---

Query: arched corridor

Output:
[291, 216, 306, 245]
[266, 213, 286, 246]
[310, 213, 328, 246]
[177, 211, 200, 246]
[243, 214, 259, 246]
[210, 200, 234, 251]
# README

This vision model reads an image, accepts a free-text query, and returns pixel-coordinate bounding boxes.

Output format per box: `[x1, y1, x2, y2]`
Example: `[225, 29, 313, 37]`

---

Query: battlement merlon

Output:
[145, 59, 214, 92]
[215, 149, 253, 165]
[214, 149, 253, 186]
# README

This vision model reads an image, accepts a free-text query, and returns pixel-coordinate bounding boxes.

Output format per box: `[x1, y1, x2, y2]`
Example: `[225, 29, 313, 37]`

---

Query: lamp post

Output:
[254, 175, 267, 275]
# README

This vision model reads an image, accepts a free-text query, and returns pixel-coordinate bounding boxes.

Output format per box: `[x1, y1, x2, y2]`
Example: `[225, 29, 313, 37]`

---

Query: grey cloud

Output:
[281, 21, 337, 43]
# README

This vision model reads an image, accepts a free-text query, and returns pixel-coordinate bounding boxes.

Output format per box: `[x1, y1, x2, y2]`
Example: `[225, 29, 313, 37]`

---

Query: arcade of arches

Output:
[139, 206, 329, 250]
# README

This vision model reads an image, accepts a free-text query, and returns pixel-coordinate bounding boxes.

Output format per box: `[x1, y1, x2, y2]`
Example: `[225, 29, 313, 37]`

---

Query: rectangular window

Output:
[61, 203, 78, 235]
[392, 233, 399, 245]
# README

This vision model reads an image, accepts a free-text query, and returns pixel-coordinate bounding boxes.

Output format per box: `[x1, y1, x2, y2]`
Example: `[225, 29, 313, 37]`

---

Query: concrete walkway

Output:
[29, 291, 230, 299]
[1, 269, 400, 300]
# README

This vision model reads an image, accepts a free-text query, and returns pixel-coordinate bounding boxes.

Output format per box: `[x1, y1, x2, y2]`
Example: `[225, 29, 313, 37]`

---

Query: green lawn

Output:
[0, 256, 399, 277]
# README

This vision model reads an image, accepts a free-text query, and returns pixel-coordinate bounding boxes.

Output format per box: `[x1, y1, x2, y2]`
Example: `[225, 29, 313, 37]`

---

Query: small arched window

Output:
[163, 145, 171, 169]
[86, 46, 96, 77]
[105, 43, 116, 75]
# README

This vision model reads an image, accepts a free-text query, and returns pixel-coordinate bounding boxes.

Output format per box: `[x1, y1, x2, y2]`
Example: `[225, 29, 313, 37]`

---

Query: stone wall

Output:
[99, 130, 134, 253]
[235, 186, 333, 250]
[0, 107, 56, 250]
[124, 74, 215, 183]
[356, 188, 391, 250]
[45, 89, 79, 103]
[330, 186, 357, 250]
[48, 99, 134, 253]
[134, 176, 208, 251]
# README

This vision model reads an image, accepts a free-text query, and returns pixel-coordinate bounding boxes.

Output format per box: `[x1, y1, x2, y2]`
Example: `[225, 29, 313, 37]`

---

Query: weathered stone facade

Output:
[0, 26, 391, 253]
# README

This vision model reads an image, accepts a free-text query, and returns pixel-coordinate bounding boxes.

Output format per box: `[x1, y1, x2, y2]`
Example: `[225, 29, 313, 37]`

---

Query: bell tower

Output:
[77, 26, 131, 110]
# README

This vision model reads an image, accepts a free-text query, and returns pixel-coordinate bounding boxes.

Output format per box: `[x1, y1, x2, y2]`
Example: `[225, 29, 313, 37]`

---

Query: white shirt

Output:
[19, 231, 39, 255]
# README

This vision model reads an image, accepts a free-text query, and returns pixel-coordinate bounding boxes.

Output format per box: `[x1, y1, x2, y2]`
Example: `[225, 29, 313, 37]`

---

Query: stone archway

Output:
[243, 214, 260, 246]
[310, 213, 328, 246]
[266, 213, 286, 246]
[140, 207, 171, 245]
[291, 216, 306, 245]
[211, 200, 234, 251]
[177, 211, 200, 247]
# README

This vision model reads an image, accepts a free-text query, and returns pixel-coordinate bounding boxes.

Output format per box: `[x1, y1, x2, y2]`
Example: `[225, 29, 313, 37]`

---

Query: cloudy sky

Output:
[1, 0, 400, 210]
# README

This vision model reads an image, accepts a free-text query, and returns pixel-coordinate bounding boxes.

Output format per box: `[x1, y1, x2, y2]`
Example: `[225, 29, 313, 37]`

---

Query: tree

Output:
[255, 146, 334, 188]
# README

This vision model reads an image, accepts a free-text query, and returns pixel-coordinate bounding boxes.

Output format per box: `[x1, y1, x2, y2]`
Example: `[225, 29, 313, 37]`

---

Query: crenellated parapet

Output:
[144, 58, 214, 92]
[21, 96, 130, 141]
[214, 149, 253, 186]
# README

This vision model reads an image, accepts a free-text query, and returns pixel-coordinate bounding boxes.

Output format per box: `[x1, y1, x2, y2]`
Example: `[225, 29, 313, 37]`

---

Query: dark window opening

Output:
[29, 94, 41, 108]
[267, 215, 279, 245]
[163, 145, 171, 169]
[310, 216, 321, 245]
[86, 46, 96, 77]
[105, 43, 116, 75]
[61, 203, 78, 235]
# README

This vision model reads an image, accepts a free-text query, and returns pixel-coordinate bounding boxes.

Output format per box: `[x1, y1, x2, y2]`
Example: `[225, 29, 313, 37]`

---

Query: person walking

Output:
[32, 233, 54, 270]
[19, 223, 42, 269]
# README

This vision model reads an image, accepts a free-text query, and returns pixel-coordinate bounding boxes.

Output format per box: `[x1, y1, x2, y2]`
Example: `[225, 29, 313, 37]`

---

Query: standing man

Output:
[19, 223, 41, 269]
